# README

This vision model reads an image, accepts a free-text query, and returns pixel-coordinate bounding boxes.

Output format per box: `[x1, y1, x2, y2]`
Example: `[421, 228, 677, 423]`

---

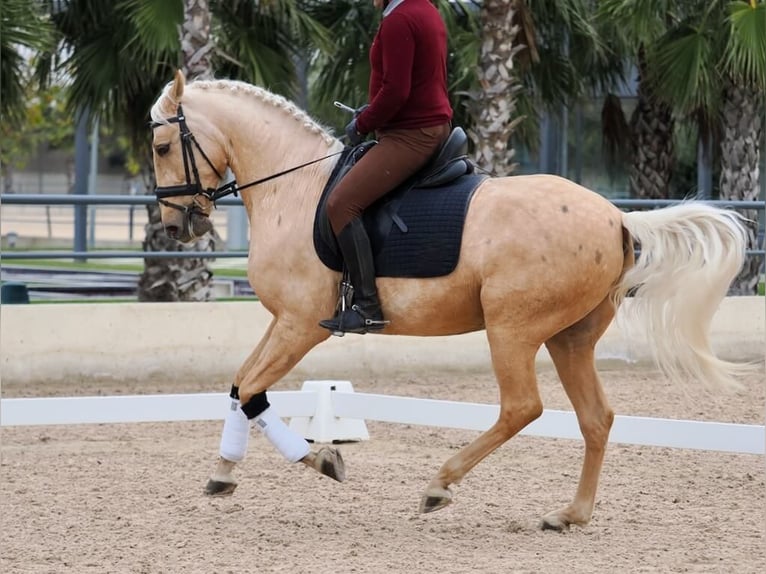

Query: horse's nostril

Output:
[165, 225, 179, 239]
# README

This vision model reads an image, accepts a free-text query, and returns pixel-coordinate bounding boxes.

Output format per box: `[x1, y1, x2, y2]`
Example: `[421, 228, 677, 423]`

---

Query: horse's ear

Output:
[170, 69, 185, 101]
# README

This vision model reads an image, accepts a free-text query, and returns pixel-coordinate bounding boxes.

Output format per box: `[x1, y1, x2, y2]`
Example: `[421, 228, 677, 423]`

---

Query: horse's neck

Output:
[219, 96, 342, 243]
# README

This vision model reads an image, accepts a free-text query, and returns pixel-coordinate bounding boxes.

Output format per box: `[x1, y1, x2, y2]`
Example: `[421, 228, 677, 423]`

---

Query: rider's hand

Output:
[345, 119, 364, 146]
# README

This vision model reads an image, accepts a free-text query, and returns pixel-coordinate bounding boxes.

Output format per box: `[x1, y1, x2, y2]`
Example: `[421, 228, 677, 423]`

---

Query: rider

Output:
[319, 0, 453, 335]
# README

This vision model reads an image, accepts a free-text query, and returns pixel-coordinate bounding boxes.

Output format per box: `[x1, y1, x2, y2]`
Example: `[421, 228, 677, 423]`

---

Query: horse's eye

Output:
[155, 143, 170, 156]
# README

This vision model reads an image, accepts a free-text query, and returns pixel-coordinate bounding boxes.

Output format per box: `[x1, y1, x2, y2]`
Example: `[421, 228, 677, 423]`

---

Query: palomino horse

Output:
[150, 71, 750, 530]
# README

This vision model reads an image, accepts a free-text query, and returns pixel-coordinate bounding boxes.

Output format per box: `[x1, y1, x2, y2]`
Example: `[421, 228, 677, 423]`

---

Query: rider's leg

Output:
[321, 124, 450, 334]
[319, 217, 386, 334]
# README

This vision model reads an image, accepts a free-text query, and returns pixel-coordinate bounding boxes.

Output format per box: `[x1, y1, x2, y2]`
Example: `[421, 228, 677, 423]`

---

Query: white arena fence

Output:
[1, 381, 763, 456]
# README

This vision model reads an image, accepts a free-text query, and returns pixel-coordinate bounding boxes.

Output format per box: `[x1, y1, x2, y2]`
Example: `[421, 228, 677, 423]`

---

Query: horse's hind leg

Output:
[420, 325, 543, 513]
[541, 296, 616, 530]
[205, 316, 341, 495]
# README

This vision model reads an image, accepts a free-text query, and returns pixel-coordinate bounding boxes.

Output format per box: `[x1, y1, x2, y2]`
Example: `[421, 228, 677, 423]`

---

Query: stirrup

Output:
[319, 306, 388, 336]
[322, 276, 354, 337]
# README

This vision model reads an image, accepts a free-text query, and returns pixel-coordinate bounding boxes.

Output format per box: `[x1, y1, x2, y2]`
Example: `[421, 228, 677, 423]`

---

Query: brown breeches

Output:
[326, 123, 451, 235]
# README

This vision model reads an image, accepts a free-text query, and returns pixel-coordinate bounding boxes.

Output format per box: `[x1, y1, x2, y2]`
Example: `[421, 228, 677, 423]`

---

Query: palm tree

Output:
[41, 0, 204, 300]
[213, 0, 331, 96]
[1, 0, 54, 194]
[468, 0, 527, 176]
[136, 0, 219, 302]
[1, 0, 53, 125]
[649, 0, 766, 293]
[520, 0, 628, 182]
[597, 0, 683, 200]
[718, 2, 765, 294]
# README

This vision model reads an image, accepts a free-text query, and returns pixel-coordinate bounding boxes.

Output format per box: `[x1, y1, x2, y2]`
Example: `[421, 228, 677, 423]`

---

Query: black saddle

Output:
[313, 127, 487, 278]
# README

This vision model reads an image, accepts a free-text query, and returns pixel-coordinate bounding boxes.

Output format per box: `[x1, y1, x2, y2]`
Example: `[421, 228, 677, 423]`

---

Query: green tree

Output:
[1, 84, 74, 194]
[469, 0, 527, 176]
[649, 0, 766, 294]
[134, 0, 219, 302]
[517, 0, 626, 176]
[1, 0, 54, 193]
[597, 0, 682, 200]
[213, 0, 331, 95]
[1, 0, 53, 125]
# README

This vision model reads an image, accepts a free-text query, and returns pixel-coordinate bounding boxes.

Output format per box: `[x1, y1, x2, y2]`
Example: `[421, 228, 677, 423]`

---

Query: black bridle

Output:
[150, 104, 344, 216]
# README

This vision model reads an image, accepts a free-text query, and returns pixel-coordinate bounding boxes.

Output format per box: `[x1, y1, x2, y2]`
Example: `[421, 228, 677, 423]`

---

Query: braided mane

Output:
[150, 78, 336, 145]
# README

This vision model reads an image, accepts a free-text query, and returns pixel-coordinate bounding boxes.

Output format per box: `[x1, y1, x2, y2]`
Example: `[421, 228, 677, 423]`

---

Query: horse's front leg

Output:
[205, 318, 277, 495]
[205, 316, 342, 496]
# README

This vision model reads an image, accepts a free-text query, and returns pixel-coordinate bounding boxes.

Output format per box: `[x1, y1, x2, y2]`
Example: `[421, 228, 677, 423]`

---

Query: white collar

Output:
[383, 0, 407, 18]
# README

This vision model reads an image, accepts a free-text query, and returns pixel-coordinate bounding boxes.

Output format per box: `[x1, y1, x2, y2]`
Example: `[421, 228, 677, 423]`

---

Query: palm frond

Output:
[649, 23, 717, 116]
[303, 0, 379, 125]
[118, 0, 182, 56]
[0, 0, 54, 123]
[724, 0, 766, 87]
[596, 0, 681, 46]
[49, 0, 177, 145]
[212, 0, 331, 99]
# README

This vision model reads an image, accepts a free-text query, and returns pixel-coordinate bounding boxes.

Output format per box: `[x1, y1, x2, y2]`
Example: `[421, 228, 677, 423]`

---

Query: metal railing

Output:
[1, 193, 764, 259]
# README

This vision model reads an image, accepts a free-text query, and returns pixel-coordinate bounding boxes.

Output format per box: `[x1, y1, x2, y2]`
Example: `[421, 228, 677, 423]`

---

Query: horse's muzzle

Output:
[163, 210, 213, 243]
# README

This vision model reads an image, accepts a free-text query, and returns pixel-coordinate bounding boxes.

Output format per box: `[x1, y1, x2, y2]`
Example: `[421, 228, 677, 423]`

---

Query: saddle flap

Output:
[417, 158, 474, 188]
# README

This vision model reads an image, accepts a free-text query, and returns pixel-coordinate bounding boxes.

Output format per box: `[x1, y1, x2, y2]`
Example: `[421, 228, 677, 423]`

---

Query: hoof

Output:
[315, 447, 346, 482]
[204, 478, 238, 496]
[540, 512, 571, 532]
[419, 486, 452, 514]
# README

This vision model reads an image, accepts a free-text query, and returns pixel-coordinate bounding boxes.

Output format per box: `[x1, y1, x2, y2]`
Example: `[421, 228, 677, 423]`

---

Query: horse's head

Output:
[150, 70, 229, 243]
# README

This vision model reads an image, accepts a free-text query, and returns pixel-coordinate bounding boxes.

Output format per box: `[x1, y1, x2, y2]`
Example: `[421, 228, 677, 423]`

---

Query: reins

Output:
[151, 103, 344, 214]
[226, 150, 345, 199]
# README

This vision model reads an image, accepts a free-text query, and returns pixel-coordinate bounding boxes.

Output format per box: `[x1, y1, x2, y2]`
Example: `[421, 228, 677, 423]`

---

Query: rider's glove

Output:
[345, 119, 364, 146]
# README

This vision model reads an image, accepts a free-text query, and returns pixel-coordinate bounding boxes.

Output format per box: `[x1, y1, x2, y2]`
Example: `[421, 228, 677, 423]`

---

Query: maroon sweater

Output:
[355, 0, 453, 134]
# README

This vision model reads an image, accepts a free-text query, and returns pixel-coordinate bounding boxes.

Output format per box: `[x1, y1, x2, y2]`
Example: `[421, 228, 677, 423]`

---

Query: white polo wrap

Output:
[219, 399, 250, 462]
[253, 407, 311, 463]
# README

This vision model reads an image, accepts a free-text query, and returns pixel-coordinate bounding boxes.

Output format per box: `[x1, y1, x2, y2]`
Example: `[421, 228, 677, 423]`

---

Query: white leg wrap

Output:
[252, 407, 310, 463]
[219, 399, 250, 462]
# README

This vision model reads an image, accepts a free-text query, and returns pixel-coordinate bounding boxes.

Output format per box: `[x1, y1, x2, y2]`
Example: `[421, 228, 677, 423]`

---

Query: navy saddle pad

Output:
[313, 134, 487, 279]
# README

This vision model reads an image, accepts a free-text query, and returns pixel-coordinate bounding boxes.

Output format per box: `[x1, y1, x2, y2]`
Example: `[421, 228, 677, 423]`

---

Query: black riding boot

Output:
[319, 218, 387, 335]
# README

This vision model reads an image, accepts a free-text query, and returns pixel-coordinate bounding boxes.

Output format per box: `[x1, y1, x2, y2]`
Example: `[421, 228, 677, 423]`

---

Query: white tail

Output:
[614, 203, 754, 390]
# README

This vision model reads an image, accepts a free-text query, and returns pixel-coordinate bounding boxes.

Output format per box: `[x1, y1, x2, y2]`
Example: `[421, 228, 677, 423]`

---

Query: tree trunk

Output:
[719, 79, 763, 295]
[469, 0, 524, 177]
[137, 0, 218, 302]
[180, 0, 214, 80]
[137, 201, 218, 301]
[629, 50, 675, 199]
